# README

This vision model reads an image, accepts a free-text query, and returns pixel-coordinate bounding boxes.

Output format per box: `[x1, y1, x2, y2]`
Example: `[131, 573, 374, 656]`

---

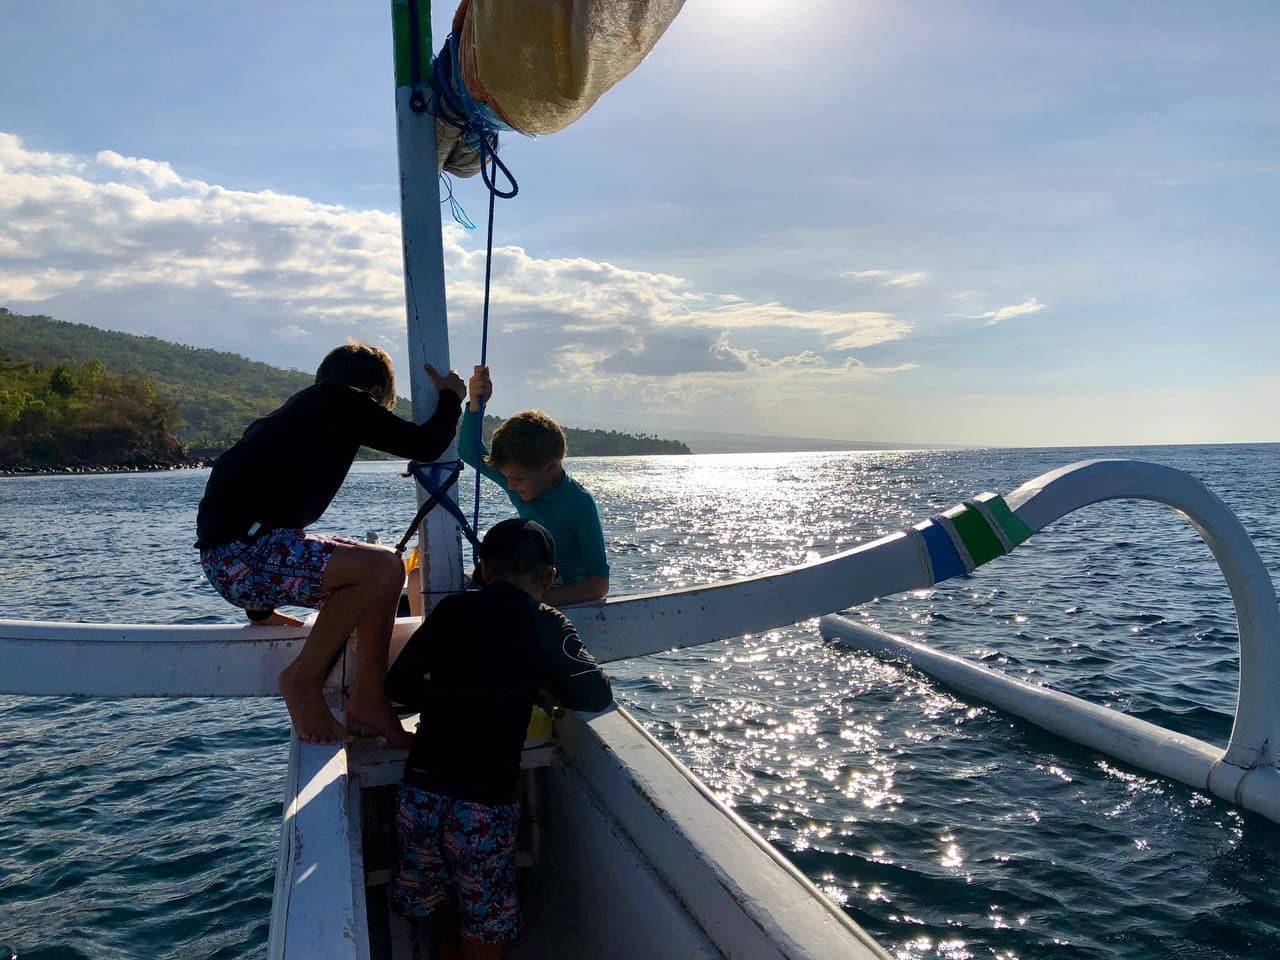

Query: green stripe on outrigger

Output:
[973, 492, 1034, 547]
[942, 504, 1006, 567]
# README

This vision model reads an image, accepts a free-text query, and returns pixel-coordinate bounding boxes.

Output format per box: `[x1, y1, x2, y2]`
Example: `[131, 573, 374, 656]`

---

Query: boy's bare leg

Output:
[406, 567, 424, 619]
[346, 577, 414, 748]
[278, 542, 405, 745]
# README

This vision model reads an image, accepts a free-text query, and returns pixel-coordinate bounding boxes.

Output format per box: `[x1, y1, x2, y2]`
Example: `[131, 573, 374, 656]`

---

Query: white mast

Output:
[391, 0, 464, 607]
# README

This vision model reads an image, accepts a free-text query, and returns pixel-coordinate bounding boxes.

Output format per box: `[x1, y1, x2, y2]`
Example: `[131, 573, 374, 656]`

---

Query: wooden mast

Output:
[390, 0, 464, 607]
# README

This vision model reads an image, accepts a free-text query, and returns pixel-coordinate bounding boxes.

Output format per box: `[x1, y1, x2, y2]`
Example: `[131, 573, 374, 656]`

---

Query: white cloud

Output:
[0, 132, 83, 173]
[95, 150, 184, 189]
[0, 132, 922, 431]
[975, 296, 1046, 325]
[843, 268, 929, 288]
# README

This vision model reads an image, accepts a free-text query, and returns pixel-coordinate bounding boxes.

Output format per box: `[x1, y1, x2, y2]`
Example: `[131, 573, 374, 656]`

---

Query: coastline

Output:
[0, 459, 211, 478]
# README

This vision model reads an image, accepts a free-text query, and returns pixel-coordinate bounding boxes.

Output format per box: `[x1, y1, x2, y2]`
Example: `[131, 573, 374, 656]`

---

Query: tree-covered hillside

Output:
[0, 352, 184, 469]
[0, 310, 691, 466]
[0, 309, 316, 455]
[477, 416, 690, 457]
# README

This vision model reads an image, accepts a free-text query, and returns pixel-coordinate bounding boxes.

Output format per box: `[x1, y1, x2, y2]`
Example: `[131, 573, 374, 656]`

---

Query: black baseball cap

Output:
[480, 518, 556, 575]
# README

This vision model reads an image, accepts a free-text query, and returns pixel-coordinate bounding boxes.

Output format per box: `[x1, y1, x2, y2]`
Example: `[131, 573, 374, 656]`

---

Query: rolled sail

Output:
[437, 0, 685, 175]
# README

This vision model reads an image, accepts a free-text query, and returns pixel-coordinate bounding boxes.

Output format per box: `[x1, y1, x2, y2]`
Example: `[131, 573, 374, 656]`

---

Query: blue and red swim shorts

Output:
[199, 528, 356, 612]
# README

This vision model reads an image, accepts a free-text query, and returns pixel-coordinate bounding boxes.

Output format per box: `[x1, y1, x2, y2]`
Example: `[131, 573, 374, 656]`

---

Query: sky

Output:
[1, 1, 1278, 447]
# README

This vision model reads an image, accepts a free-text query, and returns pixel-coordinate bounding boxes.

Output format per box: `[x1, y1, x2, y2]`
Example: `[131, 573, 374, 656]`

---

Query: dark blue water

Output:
[3, 446, 1279, 959]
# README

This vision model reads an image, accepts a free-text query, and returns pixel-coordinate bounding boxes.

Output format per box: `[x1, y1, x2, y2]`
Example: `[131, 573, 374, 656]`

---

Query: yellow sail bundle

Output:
[437, 0, 685, 175]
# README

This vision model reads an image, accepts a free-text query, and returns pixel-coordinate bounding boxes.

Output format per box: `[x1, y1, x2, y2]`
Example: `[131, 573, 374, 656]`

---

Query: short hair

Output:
[315, 341, 396, 409]
[480, 518, 556, 577]
[489, 410, 567, 470]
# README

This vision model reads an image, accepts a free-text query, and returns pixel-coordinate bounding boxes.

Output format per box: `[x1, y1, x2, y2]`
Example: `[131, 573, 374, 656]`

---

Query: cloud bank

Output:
[0, 132, 921, 427]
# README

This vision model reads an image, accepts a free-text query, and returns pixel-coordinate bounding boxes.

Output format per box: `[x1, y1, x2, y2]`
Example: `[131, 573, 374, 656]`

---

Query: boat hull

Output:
[270, 707, 888, 959]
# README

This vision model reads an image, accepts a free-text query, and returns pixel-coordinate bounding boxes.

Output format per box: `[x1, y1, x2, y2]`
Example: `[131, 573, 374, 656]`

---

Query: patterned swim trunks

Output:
[393, 784, 520, 944]
[199, 528, 355, 612]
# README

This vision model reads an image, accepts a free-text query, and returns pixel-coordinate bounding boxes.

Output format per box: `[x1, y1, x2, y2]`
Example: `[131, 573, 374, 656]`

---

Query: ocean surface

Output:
[2, 445, 1279, 959]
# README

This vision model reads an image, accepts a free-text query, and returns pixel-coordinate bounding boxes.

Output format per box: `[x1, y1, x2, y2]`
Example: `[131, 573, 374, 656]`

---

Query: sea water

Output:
[1, 445, 1278, 959]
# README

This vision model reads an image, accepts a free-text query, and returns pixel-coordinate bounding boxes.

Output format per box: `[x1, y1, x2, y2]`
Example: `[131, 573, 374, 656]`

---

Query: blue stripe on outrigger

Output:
[914, 519, 967, 583]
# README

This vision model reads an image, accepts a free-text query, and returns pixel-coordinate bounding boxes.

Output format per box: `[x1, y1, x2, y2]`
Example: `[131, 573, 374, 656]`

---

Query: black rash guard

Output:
[196, 383, 461, 548]
[385, 581, 614, 803]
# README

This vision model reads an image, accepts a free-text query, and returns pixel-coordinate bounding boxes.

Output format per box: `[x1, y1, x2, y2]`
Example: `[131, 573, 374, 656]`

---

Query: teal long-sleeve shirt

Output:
[460, 406, 609, 585]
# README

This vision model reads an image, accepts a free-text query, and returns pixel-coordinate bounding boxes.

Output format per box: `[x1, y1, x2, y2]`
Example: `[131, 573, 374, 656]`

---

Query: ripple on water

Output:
[4, 448, 1280, 959]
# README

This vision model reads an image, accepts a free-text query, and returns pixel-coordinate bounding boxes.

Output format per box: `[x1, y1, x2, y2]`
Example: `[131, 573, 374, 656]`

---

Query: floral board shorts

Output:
[393, 784, 520, 944]
[199, 528, 356, 613]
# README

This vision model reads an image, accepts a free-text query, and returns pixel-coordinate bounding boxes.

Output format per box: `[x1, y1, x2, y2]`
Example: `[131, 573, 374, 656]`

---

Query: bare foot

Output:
[279, 664, 352, 745]
[262, 611, 307, 627]
[262, 616, 307, 632]
[347, 690, 413, 748]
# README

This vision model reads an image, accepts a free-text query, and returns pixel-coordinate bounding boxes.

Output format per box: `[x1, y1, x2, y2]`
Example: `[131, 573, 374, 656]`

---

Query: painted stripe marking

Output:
[965, 498, 1013, 553]
[914, 520, 967, 583]
[942, 503, 1006, 567]
[973, 492, 1034, 546]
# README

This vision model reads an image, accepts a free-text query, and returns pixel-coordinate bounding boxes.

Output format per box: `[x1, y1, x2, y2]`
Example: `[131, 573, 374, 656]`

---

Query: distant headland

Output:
[0, 309, 690, 475]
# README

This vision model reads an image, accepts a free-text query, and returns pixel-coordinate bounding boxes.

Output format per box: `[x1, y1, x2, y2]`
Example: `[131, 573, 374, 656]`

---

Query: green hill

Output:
[0, 309, 690, 466]
[0, 352, 185, 469]
[0, 309, 317, 456]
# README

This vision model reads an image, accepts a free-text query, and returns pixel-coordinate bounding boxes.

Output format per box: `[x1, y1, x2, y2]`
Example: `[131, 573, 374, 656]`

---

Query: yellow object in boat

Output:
[524, 704, 553, 746]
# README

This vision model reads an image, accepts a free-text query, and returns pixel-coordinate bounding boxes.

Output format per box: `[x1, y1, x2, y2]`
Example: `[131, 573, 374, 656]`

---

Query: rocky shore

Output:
[0, 459, 210, 477]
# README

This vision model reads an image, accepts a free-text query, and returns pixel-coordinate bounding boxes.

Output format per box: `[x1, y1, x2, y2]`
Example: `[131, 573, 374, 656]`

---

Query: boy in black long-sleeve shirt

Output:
[196, 341, 466, 747]
[386, 518, 613, 955]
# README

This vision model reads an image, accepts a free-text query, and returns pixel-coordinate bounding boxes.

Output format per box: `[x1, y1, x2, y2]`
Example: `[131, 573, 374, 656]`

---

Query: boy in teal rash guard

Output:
[461, 365, 609, 606]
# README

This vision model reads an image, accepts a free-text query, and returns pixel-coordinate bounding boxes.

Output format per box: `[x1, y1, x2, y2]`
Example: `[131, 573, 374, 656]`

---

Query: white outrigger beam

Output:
[822, 458, 1280, 822]
[4, 458, 1279, 823]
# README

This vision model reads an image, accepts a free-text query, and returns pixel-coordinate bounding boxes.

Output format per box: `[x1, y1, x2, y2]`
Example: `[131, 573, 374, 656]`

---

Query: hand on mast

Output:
[425, 363, 466, 402]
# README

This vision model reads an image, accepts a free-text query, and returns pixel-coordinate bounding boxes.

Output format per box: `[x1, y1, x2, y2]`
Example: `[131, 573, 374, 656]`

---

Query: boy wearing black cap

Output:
[385, 518, 613, 956]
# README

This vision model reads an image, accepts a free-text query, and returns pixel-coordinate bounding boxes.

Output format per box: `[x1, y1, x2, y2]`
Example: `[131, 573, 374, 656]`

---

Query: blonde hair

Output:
[315, 341, 396, 410]
[489, 410, 567, 469]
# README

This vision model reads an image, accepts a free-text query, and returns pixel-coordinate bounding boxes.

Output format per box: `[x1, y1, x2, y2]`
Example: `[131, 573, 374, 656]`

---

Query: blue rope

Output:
[423, 32, 520, 564]
[470, 164, 500, 563]
[430, 34, 518, 198]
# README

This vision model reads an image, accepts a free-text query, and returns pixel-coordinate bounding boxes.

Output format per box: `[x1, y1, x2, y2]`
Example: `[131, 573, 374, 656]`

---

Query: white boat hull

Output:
[269, 707, 889, 960]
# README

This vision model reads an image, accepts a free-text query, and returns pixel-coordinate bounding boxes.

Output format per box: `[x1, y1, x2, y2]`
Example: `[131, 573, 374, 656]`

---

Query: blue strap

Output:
[400, 460, 483, 555]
